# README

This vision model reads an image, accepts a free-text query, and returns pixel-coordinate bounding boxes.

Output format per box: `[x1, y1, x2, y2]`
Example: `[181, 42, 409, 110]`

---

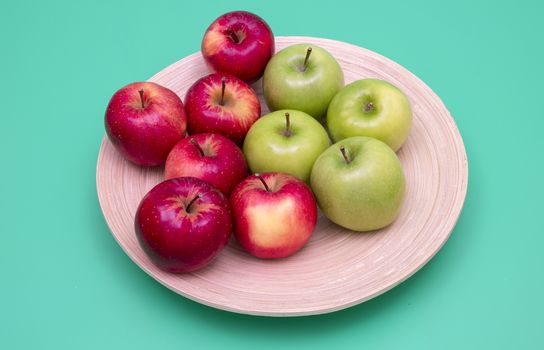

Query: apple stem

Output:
[254, 173, 271, 192]
[190, 138, 205, 157]
[227, 29, 240, 44]
[303, 47, 313, 71]
[283, 112, 292, 137]
[186, 194, 202, 213]
[220, 78, 226, 106]
[339, 146, 351, 164]
[138, 88, 145, 108]
[364, 102, 374, 112]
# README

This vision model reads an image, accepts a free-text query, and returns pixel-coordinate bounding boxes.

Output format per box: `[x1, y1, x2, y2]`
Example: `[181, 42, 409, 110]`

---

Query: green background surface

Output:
[2, 0, 543, 349]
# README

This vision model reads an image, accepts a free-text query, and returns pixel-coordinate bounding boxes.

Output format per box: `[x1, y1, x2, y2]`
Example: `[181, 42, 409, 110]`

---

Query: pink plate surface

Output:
[96, 36, 468, 316]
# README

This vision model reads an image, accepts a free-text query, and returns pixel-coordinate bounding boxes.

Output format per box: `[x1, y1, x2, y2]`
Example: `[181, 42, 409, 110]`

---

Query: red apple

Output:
[201, 11, 274, 83]
[135, 177, 231, 273]
[185, 73, 260, 144]
[165, 133, 248, 195]
[105, 82, 187, 166]
[230, 173, 317, 259]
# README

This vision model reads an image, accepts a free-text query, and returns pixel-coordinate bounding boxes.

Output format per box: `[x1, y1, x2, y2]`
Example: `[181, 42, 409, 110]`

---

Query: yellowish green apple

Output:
[327, 79, 412, 151]
[310, 136, 405, 231]
[243, 109, 330, 182]
[263, 44, 344, 120]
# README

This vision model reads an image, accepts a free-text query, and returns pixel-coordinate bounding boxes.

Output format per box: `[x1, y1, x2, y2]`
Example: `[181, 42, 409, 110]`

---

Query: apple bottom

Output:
[136, 220, 229, 273]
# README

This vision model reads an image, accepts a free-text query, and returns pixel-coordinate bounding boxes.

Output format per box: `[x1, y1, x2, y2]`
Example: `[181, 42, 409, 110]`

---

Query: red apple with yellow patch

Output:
[185, 73, 261, 144]
[105, 82, 187, 166]
[201, 11, 274, 83]
[230, 173, 317, 259]
[165, 133, 248, 195]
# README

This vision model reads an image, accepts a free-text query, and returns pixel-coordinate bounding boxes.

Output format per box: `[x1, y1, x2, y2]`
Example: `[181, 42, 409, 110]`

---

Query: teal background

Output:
[2, 0, 543, 348]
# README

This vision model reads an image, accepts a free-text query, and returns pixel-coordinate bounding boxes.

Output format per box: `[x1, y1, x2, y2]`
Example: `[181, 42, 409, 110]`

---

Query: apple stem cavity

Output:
[254, 173, 271, 192]
[303, 47, 313, 71]
[186, 194, 202, 213]
[283, 112, 292, 137]
[364, 102, 374, 113]
[220, 78, 226, 106]
[138, 88, 145, 108]
[227, 29, 242, 44]
[190, 138, 205, 157]
[339, 146, 351, 164]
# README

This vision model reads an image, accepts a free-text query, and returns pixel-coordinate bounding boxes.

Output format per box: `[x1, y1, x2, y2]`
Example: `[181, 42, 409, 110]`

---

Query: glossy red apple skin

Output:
[185, 73, 260, 144]
[201, 11, 274, 83]
[165, 133, 248, 195]
[105, 82, 187, 166]
[230, 173, 317, 259]
[135, 177, 232, 273]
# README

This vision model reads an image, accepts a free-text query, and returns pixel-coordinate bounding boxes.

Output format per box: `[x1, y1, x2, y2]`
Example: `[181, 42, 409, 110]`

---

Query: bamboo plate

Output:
[96, 36, 468, 316]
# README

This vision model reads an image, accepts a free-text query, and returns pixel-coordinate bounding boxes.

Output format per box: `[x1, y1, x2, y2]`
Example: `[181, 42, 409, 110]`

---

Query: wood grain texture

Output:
[96, 36, 468, 316]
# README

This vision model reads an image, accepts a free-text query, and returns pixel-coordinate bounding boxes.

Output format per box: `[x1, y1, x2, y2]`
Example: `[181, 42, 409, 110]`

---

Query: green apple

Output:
[263, 44, 344, 120]
[327, 79, 412, 151]
[243, 109, 330, 182]
[310, 136, 405, 231]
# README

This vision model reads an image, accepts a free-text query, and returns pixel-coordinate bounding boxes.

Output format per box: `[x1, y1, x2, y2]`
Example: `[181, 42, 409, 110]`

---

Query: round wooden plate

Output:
[96, 36, 468, 316]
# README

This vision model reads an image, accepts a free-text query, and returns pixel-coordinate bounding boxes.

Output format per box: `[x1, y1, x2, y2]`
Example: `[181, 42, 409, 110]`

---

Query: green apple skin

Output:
[243, 109, 330, 182]
[327, 79, 412, 151]
[310, 136, 405, 231]
[263, 44, 344, 120]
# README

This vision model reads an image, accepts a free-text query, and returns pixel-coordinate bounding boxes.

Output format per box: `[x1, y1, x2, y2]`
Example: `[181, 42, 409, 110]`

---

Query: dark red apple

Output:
[185, 73, 260, 144]
[201, 11, 274, 83]
[135, 177, 231, 273]
[165, 133, 248, 195]
[230, 173, 317, 259]
[105, 82, 187, 166]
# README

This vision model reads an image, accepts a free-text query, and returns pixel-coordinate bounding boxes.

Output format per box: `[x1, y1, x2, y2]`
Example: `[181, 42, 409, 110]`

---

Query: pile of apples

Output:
[104, 11, 412, 273]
